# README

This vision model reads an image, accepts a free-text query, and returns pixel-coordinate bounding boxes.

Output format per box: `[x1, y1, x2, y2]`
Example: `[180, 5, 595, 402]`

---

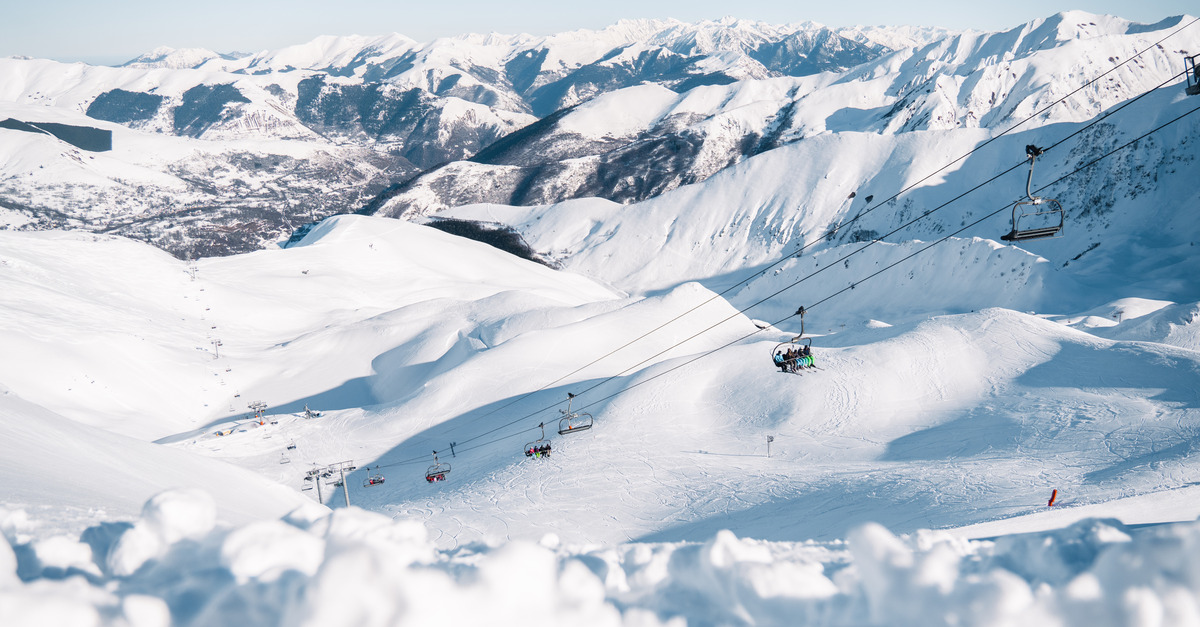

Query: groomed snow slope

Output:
[4, 214, 1200, 624]
[0, 388, 320, 536]
[0, 217, 619, 439]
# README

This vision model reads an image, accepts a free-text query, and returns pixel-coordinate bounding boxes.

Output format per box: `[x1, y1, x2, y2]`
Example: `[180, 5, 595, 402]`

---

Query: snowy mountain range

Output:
[372, 13, 1199, 222]
[3, 10, 1200, 625]
[0, 18, 905, 258]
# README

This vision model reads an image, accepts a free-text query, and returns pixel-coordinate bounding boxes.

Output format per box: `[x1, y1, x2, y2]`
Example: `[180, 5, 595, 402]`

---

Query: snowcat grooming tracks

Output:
[1001, 145, 1064, 243]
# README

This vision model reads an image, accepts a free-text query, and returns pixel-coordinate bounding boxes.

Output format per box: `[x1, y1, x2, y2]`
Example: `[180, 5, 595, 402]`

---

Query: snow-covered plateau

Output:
[3, 9, 1200, 627]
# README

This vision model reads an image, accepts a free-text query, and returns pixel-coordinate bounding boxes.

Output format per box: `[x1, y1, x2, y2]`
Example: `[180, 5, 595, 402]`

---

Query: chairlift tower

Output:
[1186, 54, 1200, 96]
[304, 460, 356, 505]
[305, 467, 324, 504]
[248, 401, 267, 424]
[211, 339, 222, 359]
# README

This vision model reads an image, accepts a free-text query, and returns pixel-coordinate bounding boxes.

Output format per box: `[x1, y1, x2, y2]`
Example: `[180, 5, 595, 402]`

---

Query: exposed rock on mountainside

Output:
[0, 18, 893, 257]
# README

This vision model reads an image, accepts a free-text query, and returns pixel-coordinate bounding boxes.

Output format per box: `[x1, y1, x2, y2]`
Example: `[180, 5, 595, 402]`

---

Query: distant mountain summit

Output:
[120, 46, 250, 70]
[368, 11, 1200, 223]
[2, 12, 1195, 266]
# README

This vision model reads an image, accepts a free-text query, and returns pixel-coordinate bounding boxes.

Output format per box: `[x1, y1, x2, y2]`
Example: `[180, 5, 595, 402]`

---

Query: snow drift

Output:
[5, 490, 1200, 626]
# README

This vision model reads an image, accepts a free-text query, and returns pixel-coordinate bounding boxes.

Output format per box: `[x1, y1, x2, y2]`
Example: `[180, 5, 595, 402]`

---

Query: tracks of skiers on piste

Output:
[187, 19, 1200, 493]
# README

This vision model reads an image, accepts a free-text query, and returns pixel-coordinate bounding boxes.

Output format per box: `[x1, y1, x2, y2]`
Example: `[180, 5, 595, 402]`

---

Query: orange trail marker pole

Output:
[1048, 489, 1058, 507]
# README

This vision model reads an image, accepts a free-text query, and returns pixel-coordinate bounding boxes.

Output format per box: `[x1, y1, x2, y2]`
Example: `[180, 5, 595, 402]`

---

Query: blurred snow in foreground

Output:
[3, 489, 1199, 626]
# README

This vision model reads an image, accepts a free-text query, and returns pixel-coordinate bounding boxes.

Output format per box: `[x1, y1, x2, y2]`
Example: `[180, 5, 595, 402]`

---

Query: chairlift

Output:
[363, 466, 386, 487]
[1000, 145, 1064, 243]
[524, 422, 552, 459]
[426, 451, 450, 483]
[279, 452, 290, 465]
[1185, 54, 1199, 96]
[771, 307, 815, 373]
[557, 393, 593, 435]
[287, 441, 297, 450]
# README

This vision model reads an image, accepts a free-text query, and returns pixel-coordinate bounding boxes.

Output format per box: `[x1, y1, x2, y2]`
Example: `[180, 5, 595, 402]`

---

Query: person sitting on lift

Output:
[774, 351, 787, 372]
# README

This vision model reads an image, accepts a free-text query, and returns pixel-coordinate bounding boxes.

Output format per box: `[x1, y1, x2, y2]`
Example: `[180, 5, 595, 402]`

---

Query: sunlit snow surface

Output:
[5, 490, 1200, 626]
[4, 12, 1200, 621]
[4, 212, 1200, 625]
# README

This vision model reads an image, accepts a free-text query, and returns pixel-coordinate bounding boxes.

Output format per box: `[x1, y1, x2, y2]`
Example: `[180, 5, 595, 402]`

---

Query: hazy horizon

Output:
[4, 0, 1195, 66]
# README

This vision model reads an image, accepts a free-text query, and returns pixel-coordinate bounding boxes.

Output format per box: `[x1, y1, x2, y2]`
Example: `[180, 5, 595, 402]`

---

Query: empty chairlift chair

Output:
[1000, 145, 1064, 243]
[426, 451, 450, 483]
[557, 393, 594, 435]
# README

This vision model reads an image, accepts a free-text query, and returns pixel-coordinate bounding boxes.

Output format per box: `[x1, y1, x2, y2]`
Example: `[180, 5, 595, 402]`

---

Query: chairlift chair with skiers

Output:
[557, 393, 593, 435]
[525, 422, 552, 458]
[771, 307, 815, 373]
[363, 466, 385, 487]
[426, 451, 450, 483]
[1000, 145, 1064, 243]
[772, 336, 814, 372]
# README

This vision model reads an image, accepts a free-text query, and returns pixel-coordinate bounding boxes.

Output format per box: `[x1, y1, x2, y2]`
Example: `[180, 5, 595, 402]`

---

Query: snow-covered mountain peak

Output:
[120, 45, 230, 69]
[216, 32, 421, 75]
[834, 24, 965, 50]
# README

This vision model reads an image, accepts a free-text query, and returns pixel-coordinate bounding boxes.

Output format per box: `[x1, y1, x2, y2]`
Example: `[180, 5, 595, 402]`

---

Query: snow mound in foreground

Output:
[4, 489, 1200, 627]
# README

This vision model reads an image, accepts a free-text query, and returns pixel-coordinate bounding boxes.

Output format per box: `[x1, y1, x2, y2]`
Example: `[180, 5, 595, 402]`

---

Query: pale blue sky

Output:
[1, 0, 1194, 65]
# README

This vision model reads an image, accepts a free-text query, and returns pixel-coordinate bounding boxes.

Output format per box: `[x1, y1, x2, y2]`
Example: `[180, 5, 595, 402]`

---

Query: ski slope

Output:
[4, 10, 1200, 624]
[2, 214, 1200, 625]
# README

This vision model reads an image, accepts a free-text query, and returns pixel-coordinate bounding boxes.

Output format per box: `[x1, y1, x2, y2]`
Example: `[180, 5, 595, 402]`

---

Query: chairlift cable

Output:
[567, 98, 1200, 415]
[556, 67, 1197, 408]
[367, 44, 1200, 475]
[805, 98, 1200, 314]
[370, 90, 1200, 473]
[367, 21, 1200, 454]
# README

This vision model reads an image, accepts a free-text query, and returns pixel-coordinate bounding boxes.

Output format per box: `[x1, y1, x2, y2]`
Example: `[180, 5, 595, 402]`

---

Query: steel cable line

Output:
[806, 100, 1200, 312]
[393, 16, 1200, 439]
[374, 66, 1199, 471]
[375, 91, 1200, 471]
[552, 63, 1196, 410]
[568, 98, 1200, 415]
[370, 40, 1199, 472]
[437, 81, 1200, 441]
